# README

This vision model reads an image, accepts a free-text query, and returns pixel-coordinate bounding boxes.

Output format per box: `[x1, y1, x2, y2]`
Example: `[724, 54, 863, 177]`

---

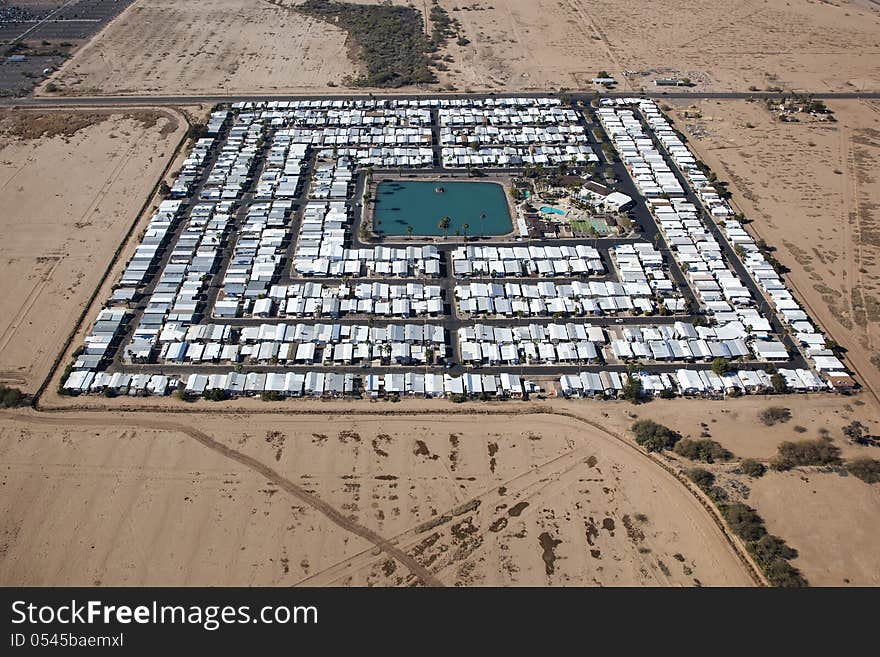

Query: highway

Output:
[3, 89, 880, 109]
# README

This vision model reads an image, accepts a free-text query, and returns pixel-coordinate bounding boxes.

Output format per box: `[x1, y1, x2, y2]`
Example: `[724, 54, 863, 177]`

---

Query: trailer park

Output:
[59, 96, 854, 402]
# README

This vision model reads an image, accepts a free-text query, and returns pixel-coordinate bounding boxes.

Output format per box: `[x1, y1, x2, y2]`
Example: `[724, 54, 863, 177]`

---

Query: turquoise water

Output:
[540, 206, 566, 216]
[374, 181, 513, 236]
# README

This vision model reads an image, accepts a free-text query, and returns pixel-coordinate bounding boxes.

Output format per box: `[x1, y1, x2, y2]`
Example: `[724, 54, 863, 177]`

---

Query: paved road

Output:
[4, 89, 880, 109]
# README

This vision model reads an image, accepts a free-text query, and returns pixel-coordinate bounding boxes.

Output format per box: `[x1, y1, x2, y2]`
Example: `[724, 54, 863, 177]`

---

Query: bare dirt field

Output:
[0, 108, 187, 393]
[40, 0, 354, 96]
[1, 393, 878, 586]
[0, 409, 755, 586]
[667, 99, 880, 401]
[39, 0, 880, 96]
[561, 395, 880, 585]
[436, 0, 880, 93]
[749, 470, 880, 586]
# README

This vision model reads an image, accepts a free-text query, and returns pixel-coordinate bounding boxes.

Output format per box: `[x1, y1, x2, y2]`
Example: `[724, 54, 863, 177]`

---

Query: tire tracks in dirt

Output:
[292, 412, 761, 587]
[294, 441, 595, 586]
[3, 410, 443, 588]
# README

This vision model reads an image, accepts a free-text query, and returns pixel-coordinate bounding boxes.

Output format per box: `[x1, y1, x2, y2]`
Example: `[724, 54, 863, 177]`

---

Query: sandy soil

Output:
[0, 109, 187, 394]
[40, 0, 880, 96]
[748, 470, 880, 585]
[559, 395, 880, 585]
[2, 393, 878, 586]
[41, 0, 355, 96]
[436, 0, 880, 93]
[667, 99, 880, 402]
[0, 409, 755, 586]
[587, 0, 880, 93]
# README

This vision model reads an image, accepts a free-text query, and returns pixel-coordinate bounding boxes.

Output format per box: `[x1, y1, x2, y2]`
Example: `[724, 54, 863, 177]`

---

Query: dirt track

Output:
[0, 408, 757, 586]
[7, 410, 442, 587]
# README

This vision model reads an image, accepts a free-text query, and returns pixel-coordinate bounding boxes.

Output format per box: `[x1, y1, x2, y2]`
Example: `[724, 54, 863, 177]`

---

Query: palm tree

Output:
[479, 212, 487, 237]
[438, 215, 451, 238]
[462, 223, 469, 241]
[406, 224, 414, 238]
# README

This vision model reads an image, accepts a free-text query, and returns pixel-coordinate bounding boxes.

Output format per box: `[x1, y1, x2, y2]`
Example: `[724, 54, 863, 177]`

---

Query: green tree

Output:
[674, 438, 732, 463]
[621, 373, 642, 403]
[438, 215, 451, 238]
[770, 372, 787, 394]
[631, 420, 680, 452]
[711, 357, 731, 376]
[406, 224, 414, 237]
[686, 467, 715, 491]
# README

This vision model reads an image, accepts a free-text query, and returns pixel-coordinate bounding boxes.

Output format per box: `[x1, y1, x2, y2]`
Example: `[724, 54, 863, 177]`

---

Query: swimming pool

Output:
[539, 206, 567, 216]
[373, 180, 513, 236]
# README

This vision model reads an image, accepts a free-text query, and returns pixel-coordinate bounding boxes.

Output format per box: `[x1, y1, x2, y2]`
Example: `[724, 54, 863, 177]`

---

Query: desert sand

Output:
[562, 395, 880, 585]
[748, 470, 880, 586]
[0, 109, 187, 394]
[40, 0, 880, 96]
[2, 393, 878, 586]
[40, 0, 354, 96]
[667, 99, 880, 402]
[0, 408, 756, 586]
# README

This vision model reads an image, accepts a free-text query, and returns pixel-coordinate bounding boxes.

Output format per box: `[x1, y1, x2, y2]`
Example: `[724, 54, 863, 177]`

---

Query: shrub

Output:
[674, 438, 732, 463]
[707, 486, 729, 505]
[749, 534, 798, 565]
[763, 559, 808, 587]
[686, 467, 715, 491]
[846, 458, 880, 484]
[631, 420, 680, 452]
[261, 391, 281, 402]
[738, 458, 767, 478]
[771, 438, 841, 471]
[0, 383, 24, 408]
[299, 0, 441, 87]
[173, 388, 195, 402]
[721, 502, 767, 542]
[202, 388, 228, 402]
[842, 421, 872, 446]
[759, 406, 791, 426]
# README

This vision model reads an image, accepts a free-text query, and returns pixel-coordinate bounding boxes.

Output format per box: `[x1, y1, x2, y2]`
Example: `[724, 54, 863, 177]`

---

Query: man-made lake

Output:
[373, 180, 513, 236]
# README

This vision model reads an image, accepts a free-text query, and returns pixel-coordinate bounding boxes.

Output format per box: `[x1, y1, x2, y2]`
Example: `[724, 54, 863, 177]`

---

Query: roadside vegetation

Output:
[631, 419, 680, 452]
[297, 0, 458, 88]
[0, 383, 25, 407]
[685, 467, 806, 587]
[636, 421, 809, 586]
